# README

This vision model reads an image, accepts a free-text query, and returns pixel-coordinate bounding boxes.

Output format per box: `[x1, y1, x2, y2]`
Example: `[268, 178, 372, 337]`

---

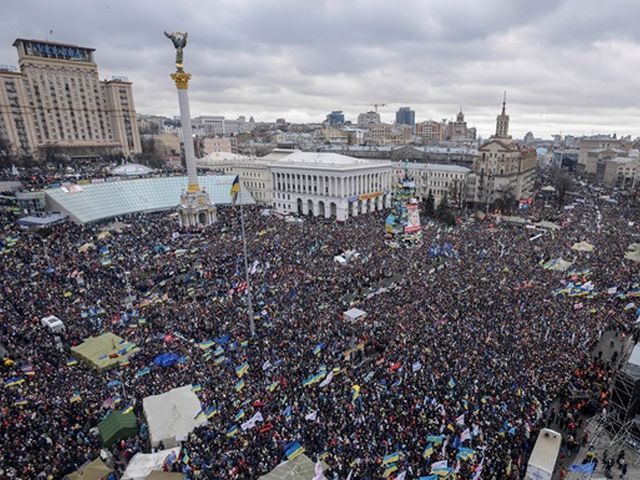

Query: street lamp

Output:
[112, 265, 134, 315]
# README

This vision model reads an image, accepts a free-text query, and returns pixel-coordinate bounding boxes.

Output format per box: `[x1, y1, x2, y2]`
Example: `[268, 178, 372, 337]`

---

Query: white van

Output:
[41, 315, 65, 333]
[525, 428, 562, 480]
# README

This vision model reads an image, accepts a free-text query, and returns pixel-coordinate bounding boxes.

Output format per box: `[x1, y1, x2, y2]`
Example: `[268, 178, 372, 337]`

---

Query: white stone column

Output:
[177, 88, 198, 191]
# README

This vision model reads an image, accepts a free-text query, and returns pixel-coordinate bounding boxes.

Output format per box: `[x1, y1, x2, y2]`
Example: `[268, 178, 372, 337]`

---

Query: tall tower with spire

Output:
[165, 31, 216, 227]
[495, 91, 510, 138]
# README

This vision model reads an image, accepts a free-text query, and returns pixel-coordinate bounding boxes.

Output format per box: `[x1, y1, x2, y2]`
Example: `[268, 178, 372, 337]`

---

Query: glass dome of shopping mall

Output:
[45, 175, 254, 224]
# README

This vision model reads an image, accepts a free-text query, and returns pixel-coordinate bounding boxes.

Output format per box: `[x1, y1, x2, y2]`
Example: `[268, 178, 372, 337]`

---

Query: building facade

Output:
[269, 152, 393, 221]
[578, 134, 631, 175]
[395, 107, 415, 130]
[196, 152, 272, 203]
[325, 111, 345, 126]
[472, 97, 536, 210]
[0, 38, 141, 159]
[393, 162, 472, 207]
[597, 156, 639, 189]
[446, 110, 476, 141]
[369, 122, 413, 146]
[357, 111, 381, 129]
[415, 120, 445, 144]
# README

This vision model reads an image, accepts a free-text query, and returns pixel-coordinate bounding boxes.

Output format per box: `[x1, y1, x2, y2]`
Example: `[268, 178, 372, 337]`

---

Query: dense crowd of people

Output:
[1, 179, 639, 479]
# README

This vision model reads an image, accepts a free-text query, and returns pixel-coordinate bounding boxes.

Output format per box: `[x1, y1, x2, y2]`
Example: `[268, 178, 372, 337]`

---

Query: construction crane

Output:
[371, 103, 386, 113]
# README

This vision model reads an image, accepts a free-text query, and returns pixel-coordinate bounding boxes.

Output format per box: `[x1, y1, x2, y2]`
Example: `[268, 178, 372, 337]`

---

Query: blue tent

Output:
[153, 352, 181, 368]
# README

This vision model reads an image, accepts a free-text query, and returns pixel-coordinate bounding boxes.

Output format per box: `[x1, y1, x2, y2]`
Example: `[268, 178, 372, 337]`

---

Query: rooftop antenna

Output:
[501, 91, 507, 114]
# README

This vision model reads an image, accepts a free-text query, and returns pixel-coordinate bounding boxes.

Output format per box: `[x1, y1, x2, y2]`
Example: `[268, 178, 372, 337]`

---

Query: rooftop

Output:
[110, 163, 154, 176]
[13, 38, 95, 51]
[43, 175, 254, 224]
[268, 151, 391, 169]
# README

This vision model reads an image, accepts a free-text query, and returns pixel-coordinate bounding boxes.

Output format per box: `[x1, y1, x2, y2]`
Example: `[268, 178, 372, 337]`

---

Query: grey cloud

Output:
[1, 0, 640, 137]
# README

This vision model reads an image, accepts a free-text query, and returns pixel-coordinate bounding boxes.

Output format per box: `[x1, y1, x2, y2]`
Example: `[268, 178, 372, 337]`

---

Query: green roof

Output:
[70, 332, 139, 370]
[98, 410, 138, 447]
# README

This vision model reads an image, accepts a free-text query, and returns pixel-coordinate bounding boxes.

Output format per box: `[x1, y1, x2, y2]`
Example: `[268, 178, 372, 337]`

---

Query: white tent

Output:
[143, 385, 206, 448]
[122, 448, 180, 480]
[259, 454, 327, 480]
[343, 308, 367, 322]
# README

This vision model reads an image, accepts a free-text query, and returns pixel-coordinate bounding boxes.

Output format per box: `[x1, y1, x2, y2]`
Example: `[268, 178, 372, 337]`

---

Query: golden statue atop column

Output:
[164, 31, 216, 227]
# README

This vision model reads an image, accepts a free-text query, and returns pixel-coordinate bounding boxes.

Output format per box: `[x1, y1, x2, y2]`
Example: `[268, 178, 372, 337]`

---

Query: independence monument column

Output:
[165, 31, 216, 226]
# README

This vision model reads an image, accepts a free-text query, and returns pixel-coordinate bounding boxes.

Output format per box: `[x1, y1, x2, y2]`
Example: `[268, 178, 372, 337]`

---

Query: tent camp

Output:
[121, 447, 180, 480]
[343, 308, 367, 322]
[65, 457, 112, 480]
[143, 385, 206, 448]
[571, 241, 594, 252]
[259, 454, 326, 480]
[71, 332, 139, 370]
[98, 410, 138, 447]
[542, 258, 573, 272]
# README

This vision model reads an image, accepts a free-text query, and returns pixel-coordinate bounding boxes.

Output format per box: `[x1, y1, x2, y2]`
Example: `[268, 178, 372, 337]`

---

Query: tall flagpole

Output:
[239, 202, 256, 337]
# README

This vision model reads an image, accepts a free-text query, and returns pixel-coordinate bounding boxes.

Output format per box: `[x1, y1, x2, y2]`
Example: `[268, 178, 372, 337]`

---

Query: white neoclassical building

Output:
[268, 152, 393, 221]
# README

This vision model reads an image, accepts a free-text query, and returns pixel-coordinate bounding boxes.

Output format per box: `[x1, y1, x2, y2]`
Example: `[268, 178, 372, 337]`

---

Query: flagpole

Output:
[239, 202, 256, 337]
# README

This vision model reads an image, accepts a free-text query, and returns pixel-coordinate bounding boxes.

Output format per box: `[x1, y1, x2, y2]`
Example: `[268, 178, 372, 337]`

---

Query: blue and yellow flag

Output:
[422, 443, 434, 459]
[382, 463, 398, 478]
[235, 361, 249, 378]
[4, 376, 25, 388]
[233, 409, 245, 422]
[69, 393, 82, 403]
[383, 452, 400, 465]
[284, 441, 305, 460]
[234, 379, 245, 392]
[226, 424, 239, 437]
[230, 175, 241, 205]
[205, 405, 220, 418]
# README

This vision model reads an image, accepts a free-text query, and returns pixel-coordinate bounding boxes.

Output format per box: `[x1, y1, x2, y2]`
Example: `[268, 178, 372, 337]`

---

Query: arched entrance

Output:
[297, 198, 303, 215]
[330, 202, 337, 218]
[318, 201, 325, 217]
[307, 199, 314, 216]
[198, 212, 207, 225]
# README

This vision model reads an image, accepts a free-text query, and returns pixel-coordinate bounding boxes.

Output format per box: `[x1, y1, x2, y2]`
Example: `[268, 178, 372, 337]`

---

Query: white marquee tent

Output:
[121, 448, 180, 480]
[143, 385, 206, 448]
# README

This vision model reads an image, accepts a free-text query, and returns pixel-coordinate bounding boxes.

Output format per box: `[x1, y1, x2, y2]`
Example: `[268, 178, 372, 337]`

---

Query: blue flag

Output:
[569, 463, 596, 474]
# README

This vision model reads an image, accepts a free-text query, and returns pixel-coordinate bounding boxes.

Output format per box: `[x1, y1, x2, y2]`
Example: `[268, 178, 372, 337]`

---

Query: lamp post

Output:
[112, 265, 134, 315]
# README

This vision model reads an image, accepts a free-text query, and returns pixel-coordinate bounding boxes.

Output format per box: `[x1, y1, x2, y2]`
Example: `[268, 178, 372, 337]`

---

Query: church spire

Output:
[495, 91, 510, 138]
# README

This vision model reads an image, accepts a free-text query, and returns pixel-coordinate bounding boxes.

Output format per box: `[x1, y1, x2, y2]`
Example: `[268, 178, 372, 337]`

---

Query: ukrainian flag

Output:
[122, 404, 134, 414]
[235, 361, 249, 378]
[234, 379, 245, 392]
[240, 340, 249, 348]
[382, 463, 398, 478]
[226, 424, 239, 437]
[351, 384, 361, 402]
[66, 358, 78, 367]
[69, 393, 82, 403]
[422, 443, 434, 459]
[234, 409, 245, 422]
[214, 346, 225, 357]
[383, 452, 400, 465]
[312, 343, 324, 356]
[302, 371, 326, 387]
[192, 384, 203, 393]
[284, 441, 305, 460]
[267, 381, 279, 392]
[21, 365, 35, 376]
[215, 356, 226, 366]
[432, 467, 453, 477]
[13, 398, 28, 406]
[205, 405, 219, 418]
[4, 376, 25, 388]
[448, 378, 456, 389]
[230, 175, 241, 205]
[199, 340, 215, 350]
[456, 447, 475, 461]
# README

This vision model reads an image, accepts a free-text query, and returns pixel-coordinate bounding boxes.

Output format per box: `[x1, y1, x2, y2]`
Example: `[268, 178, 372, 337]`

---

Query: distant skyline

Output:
[2, 0, 640, 138]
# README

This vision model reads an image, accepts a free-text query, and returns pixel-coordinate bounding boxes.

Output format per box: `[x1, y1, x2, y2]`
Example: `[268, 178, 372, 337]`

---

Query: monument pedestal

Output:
[177, 189, 217, 227]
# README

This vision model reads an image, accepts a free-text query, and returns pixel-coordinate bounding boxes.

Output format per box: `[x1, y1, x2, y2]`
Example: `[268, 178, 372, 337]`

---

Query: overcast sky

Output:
[2, 0, 640, 138]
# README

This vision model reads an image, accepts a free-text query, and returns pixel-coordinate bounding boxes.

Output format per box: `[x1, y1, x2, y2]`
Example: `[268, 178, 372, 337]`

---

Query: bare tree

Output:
[555, 173, 572, 205]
